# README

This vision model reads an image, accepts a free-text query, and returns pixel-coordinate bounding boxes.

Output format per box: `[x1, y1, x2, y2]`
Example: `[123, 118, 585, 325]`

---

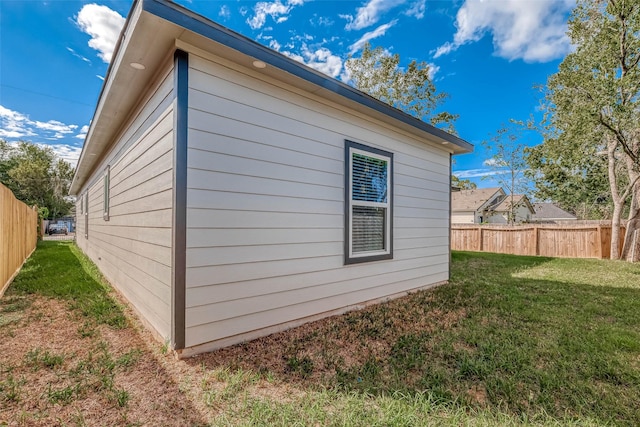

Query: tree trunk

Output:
[611, 201, 624, 260]
[621, 183, 640, 262]
[621, 148, 640, 261]
[608, 139, 624, 260]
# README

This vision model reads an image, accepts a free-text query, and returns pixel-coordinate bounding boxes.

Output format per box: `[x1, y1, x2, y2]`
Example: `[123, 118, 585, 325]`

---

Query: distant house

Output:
[531, 203, 577, 223]
[489, 194, 535, 224]
[452, 188, 534, 224]
[452, 188, 505, 224]
[69, 0, 473, 357]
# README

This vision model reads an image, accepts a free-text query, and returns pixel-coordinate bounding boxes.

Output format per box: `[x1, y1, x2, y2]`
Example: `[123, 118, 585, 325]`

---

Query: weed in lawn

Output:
[0, 296, 29, 328]
[77, 320, 96, 338]
[390, 334, 426, 372]
[24, 348, 65, 371]
[0, 296, 30, 313]
[111, 388, 130, 408]
[116, 349, 143, 368]
[0, 312, 21, 328]
[53, 341, 135, 408]
[0, 374, 25, 402]
[285, 356, 314, 378]
[46, 383, 79, 404]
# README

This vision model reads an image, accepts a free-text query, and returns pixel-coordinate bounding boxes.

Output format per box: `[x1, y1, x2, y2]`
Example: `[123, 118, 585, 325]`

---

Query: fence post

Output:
[597, 226, 603, 259]
[477, 227, 483, 251]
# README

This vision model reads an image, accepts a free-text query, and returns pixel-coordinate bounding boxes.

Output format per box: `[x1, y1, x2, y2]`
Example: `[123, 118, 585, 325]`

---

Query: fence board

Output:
[451, 224, 626, 260]
[1, 183, 38, 296]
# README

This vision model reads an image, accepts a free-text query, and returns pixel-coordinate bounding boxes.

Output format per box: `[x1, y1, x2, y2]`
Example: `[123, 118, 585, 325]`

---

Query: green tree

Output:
[535, 0, 640, 260]
[0, 140, 75, 219]
[526, 127, 614, 220]
[452, 175, 477, 190]
[345, 43, 458, 133]
[482, 121, 531, 225]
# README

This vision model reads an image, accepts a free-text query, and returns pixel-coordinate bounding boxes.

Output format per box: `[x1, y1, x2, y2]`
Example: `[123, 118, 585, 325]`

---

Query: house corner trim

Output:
[172, 49, 188, 350]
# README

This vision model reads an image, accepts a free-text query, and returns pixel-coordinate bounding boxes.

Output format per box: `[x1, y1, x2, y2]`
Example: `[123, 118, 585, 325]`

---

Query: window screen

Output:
[345, 140, 393, 264]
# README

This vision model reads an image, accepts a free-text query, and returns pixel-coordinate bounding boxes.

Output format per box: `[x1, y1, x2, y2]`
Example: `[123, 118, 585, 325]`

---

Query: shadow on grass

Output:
[7, 240, 126, 328]
[2, 241, 210, 427]
[188, 251, 640, 426]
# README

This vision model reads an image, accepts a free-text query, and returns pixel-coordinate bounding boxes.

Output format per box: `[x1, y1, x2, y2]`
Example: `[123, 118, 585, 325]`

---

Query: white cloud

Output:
[0, 105, 82, 165]
[426, 62, 440, 80]
[349, 20, 398, 54]
[282, 51, 305, 63]
[283, 45, 344, 79]
[454, 168, 504, 179]
[247, 0, 306, 30]
[76, 4, 125, 63]
[75, 125, 90, 140]
[0, 105, 78, 142]
[311, 14, 334, 27]
[47, 144, 83, 167]
[66, 47, 91, 64]
[483, 158, 511, 168]
[434, 0, 574, 62]
[219, 5, 231, 19]
[269, 39, 282, 51]
[34, 120, 78, 135]
[0, 106, 36, 139]
[344, 0, 405, 31]
[405, 0, 426, 19]
[96, 75, 105, 81]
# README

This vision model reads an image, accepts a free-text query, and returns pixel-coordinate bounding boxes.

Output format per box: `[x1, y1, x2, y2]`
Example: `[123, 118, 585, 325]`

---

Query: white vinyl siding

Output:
[75, 63, 175, 340]
[452, 212, 476, 224]
[184, 52, 452, 350]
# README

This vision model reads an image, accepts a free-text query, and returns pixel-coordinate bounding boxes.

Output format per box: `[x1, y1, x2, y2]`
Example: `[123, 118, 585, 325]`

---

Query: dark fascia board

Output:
[142, 0, 473, 154]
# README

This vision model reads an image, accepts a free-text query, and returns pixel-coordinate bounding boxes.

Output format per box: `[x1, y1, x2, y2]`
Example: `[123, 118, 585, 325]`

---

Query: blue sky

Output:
[0, 0, 575, 188]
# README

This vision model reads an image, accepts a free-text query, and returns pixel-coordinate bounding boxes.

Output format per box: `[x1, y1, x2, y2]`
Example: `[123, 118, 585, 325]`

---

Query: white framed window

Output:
[103, 165, 110, 221]
[345, 140, 393, 264]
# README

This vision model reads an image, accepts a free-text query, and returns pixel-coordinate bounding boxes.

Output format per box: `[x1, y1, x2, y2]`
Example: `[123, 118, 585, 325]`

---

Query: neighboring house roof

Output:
[70, 0, 473, 195]
[493, 194, 535, 214]
[451, 188, 505, 212]
[532, 203, 577, 221]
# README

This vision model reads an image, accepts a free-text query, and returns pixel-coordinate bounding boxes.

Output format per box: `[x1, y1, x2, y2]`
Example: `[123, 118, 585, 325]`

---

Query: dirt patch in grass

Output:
[0, 296, 207, 426]
[188, 289, 469, 388]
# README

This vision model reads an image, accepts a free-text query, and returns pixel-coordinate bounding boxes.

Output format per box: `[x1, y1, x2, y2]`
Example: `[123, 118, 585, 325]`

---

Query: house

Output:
[531, 203, 577, 223]
[451, 187, 505, 223]
[452, 188, 534, 224]
[489, 194, 535, 224]
[69, 0, 473, 357]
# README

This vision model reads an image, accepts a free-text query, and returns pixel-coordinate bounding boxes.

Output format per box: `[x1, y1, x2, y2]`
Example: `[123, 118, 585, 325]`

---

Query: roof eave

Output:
[71, 0, 473, 194]
[145, 0, 473, 153]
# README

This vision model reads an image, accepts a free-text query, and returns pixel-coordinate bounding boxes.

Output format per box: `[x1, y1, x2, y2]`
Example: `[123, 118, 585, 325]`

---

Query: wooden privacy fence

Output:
[451, 224, 625, 259]
[1, 183, 38, 296]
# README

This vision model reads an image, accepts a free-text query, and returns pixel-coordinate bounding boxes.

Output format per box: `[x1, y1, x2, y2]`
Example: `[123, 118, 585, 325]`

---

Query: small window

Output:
[345, 140, 393, 264]
[103, 166, 110, 221]
[79, 195, 83, 215]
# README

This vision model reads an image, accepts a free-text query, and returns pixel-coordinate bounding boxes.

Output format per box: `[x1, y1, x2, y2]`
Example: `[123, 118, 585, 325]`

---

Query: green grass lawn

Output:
[2, 242, 640, 426]
[201, 251, 640, 426]
[4, 240, 127, 330]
